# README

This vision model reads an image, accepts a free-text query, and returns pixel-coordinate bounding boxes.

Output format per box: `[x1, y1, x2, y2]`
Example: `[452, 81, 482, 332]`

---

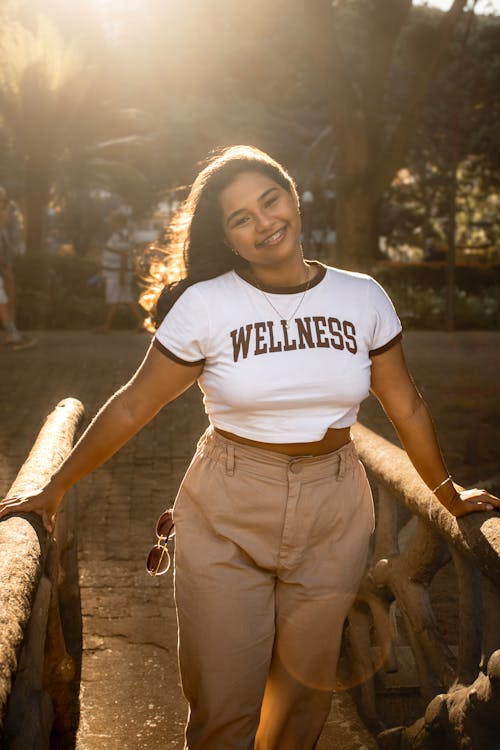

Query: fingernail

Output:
[486, 505, 493, 511]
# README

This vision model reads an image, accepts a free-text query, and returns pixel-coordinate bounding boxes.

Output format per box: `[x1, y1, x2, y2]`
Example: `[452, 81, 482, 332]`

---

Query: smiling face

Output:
[219, 170, 302, 276]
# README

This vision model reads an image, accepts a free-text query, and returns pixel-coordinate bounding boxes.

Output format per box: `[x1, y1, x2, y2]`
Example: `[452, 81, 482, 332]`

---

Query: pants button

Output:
[290, 463, 303, 474]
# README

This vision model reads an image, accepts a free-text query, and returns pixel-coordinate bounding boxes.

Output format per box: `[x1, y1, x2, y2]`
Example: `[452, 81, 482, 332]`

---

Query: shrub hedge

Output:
[9, 255, 500, 331]
[373, 261, 500, 294]
[373, 262, 500, 330]
[13, 255, 145, 330]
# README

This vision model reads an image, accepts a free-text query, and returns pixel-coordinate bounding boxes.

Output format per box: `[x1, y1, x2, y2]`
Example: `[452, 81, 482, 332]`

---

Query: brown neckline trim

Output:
[234, 261, 327, 295]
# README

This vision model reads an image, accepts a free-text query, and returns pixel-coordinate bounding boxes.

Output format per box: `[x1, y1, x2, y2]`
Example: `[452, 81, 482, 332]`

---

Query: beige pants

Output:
[173, 427, 374, 750]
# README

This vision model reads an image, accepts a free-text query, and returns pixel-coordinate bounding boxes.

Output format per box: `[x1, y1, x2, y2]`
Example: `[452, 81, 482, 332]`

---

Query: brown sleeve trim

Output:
[152, 338, 205, 367]
[369, 331, 403, 357]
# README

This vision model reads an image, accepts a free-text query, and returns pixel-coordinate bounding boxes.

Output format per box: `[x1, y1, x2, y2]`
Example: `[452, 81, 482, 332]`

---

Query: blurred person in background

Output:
[96, 208, 144, 333]
[0, 187, 36, 351]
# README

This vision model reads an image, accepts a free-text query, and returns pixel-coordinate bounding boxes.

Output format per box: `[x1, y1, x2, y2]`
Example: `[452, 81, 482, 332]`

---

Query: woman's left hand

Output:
[446, 488, 500, 518]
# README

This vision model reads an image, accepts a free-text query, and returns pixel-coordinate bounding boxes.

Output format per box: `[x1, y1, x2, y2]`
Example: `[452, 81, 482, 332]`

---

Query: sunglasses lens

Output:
[146, 545, 171, 576]
[156, 509, 175, 539]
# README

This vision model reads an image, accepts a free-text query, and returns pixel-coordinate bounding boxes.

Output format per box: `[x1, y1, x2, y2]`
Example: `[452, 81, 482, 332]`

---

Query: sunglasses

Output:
[146, 508, 175, 576]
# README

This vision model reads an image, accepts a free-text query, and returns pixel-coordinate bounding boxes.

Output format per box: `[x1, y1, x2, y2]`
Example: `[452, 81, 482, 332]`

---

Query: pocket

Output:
[172, 454, 201, 522]
[172, 451, 223, 526]
[356, 460, 375, 535]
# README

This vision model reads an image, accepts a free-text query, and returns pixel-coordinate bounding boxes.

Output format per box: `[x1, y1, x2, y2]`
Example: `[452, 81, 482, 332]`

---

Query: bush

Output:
[384, 283, 500, 330]
[373, 262, 500, 294]
[12, 254, 144, 330]
[9, 255, 500, 331]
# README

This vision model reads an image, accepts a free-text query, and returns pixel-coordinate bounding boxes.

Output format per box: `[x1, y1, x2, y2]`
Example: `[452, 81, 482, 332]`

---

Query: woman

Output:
[0, 145, 498, 750]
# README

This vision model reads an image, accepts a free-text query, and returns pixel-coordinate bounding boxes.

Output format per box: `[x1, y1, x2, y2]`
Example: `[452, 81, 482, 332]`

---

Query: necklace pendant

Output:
[255, 266, 312, 330]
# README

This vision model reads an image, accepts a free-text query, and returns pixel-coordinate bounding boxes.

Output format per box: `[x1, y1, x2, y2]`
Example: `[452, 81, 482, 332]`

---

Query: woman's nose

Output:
[254, 210, 273, 232]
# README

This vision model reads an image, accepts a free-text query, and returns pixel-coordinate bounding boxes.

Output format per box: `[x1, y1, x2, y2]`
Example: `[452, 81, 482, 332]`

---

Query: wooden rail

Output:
[0, 398, 84, 748]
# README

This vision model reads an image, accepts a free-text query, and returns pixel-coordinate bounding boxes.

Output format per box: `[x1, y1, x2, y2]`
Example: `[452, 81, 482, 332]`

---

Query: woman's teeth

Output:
[260, 228, 285, 246]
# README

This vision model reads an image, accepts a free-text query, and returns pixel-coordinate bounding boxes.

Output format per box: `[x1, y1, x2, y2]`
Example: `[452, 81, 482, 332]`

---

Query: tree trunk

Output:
[335, 189, 380, 271]
[445, 2, 477, 331]
[23, 155, 52, 328]
[445, 166, 457, 331]
[310, 0, 468, 270]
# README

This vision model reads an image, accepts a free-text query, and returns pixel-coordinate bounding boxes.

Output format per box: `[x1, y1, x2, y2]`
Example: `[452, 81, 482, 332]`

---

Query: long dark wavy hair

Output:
[141, 145, 299, 328]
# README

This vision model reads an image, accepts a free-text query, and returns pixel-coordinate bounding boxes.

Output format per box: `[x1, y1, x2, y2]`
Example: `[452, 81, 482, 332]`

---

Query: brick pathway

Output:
[1, 331, 498, 749]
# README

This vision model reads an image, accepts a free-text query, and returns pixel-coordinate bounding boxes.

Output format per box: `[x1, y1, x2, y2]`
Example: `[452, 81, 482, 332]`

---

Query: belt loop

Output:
[226, 443, 235, 476]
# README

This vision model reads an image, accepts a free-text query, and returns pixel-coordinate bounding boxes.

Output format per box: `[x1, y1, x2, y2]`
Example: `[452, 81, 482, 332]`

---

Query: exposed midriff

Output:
[214, 426, 351, 457]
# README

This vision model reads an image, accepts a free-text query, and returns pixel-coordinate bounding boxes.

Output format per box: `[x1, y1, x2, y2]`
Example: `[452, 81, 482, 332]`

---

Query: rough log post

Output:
[373, 519, 456, 698]
[1, 577, 54, 749]
[373, 485, 400, 563]
[480, 577, 500, 669]
[43, 537, 77, 737]
[0, 398, 84, 740]
[352, 424, 500, 586]
[378, 650, 500, 749]
[353, 423, 500, 748]
[450, 549, 482, 684]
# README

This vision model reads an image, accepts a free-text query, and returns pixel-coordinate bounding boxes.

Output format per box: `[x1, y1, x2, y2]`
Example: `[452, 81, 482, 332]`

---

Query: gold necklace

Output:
[253, 266, 312, 329]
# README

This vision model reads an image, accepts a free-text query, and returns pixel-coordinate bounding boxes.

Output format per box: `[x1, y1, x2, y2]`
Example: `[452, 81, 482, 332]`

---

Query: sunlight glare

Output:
[414, 0, 500, 12]
[91, 0, 147, 40]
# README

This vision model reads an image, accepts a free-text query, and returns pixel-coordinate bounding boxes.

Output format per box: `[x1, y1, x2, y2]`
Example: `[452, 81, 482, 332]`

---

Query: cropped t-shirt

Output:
[154, 262, 402, 442]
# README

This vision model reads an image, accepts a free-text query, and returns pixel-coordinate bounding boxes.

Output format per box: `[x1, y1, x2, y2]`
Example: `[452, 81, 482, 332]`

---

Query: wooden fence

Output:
[1, 406, 498, 749]
[0, 399, 84, 749]
[348, 423, 500, 750]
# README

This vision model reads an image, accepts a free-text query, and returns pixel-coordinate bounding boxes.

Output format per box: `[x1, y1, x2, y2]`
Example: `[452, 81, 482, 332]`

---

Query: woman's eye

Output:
[264, 196, 278, 208]
[234, 216, 249, 227]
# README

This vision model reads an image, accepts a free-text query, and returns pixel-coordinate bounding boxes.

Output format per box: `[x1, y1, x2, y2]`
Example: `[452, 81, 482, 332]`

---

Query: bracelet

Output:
[432, 475, 453, 494]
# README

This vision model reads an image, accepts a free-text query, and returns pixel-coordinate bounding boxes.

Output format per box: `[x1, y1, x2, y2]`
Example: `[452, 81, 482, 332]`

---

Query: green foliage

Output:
[13, 255, 142, 330]
[376, 273, 500, 330]
[373, 262, 500, 293]
[0, 1, 499, 268]
[454, 286, 499, 329]
[0, 12, 151, 256]
[385, 9, 500, 252]
[390, 284, 445, 329]
[11, 254, 500, 332]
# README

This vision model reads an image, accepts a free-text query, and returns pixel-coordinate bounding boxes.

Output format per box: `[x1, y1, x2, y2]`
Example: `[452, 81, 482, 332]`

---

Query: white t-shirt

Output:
[154, 262, 402, 442]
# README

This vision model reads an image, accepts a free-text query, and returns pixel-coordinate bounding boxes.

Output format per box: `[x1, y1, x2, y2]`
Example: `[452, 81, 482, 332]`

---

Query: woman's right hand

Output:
[0, 485, 64, 534]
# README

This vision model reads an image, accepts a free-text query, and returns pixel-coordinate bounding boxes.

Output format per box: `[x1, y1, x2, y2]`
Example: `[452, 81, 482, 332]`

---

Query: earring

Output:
[231, 248, 239, 256]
